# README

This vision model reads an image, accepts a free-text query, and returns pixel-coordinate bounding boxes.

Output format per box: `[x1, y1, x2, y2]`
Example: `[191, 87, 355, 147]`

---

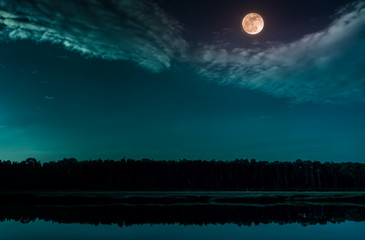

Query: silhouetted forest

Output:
[0, 158, 364, 190]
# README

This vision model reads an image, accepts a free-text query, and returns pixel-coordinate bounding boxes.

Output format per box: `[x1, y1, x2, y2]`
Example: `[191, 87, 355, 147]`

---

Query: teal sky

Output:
[0, 0, 364, 162]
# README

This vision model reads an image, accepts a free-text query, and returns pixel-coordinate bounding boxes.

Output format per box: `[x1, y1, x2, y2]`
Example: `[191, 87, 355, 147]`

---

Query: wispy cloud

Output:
[0, 0, 187, 72]
[196, 1, 365, 103]
[44, 96, 54, 100]
[0, 0, 364, 103]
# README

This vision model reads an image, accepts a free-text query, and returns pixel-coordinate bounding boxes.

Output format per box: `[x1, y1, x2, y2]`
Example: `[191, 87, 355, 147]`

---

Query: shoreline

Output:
[1, 191, 365, 206]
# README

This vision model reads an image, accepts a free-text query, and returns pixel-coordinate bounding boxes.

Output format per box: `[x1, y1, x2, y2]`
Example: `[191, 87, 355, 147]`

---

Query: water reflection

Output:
[0, 204, 364, 227]
[0, 220, 364, 240]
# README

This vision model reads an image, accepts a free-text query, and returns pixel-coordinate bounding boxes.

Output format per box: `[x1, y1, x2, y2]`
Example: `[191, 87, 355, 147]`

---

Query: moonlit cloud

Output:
[44, 96, 54, 100]
[0, 0, 364, 103]
[196, 1, 365, 103]
[0, 0, 187, 72]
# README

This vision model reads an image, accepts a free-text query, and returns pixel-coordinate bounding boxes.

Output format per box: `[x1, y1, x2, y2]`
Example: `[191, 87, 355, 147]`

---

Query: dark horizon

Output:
[1, 158, 364, 191]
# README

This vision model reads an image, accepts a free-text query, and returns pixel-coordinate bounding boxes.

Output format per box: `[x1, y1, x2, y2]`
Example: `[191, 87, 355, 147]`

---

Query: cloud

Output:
[44, 96, 54, 100]
[0, 0, 187, 72]
[196, 1, 365, 103]
[0, 0, 364, 103]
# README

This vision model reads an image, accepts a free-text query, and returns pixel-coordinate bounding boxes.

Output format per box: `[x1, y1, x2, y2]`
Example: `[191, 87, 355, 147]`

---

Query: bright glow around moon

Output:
[242, 13, 264, 35]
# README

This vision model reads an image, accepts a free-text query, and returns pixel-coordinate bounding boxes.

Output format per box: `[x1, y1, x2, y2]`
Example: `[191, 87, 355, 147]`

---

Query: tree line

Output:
[0, 158, 364, 190]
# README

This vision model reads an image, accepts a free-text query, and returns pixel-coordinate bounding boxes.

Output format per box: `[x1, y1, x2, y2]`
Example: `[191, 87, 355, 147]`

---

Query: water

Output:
[0, 220, 364, 240]
[1, 192, 364, 239]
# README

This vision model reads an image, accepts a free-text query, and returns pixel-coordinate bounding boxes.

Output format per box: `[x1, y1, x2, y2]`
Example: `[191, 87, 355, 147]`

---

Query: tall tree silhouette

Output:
[0, 158, 364, 191]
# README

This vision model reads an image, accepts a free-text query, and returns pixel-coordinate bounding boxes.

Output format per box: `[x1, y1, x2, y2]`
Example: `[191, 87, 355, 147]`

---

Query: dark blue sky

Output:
[0, 0, 364, 162]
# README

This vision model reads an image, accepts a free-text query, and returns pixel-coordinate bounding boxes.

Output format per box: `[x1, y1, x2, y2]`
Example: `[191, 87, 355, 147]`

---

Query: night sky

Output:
[0, 0, 364, 162]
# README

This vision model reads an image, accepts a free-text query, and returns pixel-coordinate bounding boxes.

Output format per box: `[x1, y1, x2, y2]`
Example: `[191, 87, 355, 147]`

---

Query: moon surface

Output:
[242, 13, 264, 35]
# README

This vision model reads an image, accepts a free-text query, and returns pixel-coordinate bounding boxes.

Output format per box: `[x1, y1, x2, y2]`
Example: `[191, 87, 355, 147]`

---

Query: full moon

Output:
[242, 13, 264, 35]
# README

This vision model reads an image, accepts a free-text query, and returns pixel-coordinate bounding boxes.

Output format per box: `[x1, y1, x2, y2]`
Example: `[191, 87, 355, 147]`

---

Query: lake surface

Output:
[1, 220, 364, 240]
[1, 191, 364, 239]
